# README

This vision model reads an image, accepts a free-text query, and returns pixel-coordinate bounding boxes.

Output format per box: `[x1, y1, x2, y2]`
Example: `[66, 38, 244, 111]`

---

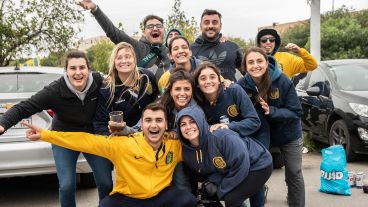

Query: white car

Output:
[0, 66, 95, 187]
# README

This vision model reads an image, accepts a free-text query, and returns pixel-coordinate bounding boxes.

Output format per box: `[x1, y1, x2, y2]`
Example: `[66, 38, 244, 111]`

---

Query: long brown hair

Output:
[160, 68, 194, 128]
[193, 62, 222, 107]
[242, 47, 272, 102]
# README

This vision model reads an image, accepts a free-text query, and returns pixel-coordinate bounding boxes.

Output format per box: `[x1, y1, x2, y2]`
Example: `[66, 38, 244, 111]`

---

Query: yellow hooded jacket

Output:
[40, 130, 182, 199]
[274, 48, 318, 79]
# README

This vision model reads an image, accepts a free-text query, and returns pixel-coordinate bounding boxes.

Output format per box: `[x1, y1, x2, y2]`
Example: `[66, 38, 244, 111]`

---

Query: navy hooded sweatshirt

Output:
[237, 55, 303, 147]
[191, 34, 242, 81]
[200, 84, 261, 138]
[176, 105, 272, 199]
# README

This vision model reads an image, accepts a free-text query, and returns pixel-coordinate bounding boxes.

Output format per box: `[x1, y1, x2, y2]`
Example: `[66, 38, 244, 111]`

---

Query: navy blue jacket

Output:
[238, 56, 303, 147]
[191, 34, 242, 81]
[200, 84, 260, 138]
[176, 105, 272, 199]
[93, 69, 158, 135]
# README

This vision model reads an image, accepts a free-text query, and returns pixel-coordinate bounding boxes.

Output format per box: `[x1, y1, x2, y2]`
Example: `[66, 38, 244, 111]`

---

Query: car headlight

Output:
[349, 103, 368, 117]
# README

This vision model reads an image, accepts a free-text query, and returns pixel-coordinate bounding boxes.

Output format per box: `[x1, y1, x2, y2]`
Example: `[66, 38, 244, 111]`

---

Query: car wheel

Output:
[328, 120, 358, 162]
[78, 172, 96, 188]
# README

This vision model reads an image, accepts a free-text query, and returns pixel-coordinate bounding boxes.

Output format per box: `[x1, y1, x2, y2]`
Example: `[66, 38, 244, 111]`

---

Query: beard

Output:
[202, 29, 220, 41]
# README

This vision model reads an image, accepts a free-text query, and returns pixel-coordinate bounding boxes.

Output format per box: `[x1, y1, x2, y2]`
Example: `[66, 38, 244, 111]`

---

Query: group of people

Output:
[0, 0, 318, 207]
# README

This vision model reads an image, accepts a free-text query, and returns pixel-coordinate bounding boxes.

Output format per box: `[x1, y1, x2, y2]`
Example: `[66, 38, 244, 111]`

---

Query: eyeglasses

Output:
[260, 37, 276, 43]
[145, 24, 164, 30]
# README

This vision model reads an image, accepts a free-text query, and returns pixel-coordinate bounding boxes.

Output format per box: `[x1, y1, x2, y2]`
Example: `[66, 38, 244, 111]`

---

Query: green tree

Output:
[227, 37, 256, 52]
[40, 51, 66, 67]
[0, 0, 84, 66]
[86, 40, 114, 73]
[165, 0, 199, 43]
[281, 7, 368, 60]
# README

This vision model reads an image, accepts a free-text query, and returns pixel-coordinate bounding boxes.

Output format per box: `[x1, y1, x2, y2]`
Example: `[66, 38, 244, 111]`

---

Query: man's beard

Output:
[202, 29, 219, 41]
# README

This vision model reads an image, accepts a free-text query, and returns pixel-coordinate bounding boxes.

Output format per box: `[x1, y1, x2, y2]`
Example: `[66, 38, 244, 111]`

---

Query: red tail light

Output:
[47, 109, 54, 117]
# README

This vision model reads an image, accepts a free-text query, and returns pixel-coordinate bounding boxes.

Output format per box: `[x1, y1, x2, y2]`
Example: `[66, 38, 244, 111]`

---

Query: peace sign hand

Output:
[21, 121, 42, 141]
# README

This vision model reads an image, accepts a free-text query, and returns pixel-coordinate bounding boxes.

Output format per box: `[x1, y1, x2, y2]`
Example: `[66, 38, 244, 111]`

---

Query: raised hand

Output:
[21, 121, 42, 141]
[285, 43, 301, 54]
[77, 0, 97, 11]
[258, 97, 270, 115]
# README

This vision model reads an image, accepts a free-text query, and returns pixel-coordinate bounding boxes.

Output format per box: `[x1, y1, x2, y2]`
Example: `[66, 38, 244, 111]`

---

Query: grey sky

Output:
[79, 0, 368, 40]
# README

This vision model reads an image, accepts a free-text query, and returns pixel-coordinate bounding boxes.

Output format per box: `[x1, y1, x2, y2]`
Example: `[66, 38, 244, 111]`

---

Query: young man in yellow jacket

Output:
[23, 103, 197, 207]
[257, 28, 318, 79]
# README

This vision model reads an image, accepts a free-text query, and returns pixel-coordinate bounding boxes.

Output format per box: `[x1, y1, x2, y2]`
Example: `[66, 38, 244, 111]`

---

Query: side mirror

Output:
[306, 86, 321, 96]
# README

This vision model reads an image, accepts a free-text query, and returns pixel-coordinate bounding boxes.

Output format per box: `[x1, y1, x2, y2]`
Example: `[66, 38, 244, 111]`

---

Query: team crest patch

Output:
[166, 151, 173, 164]
[146, 82, 153, 95]
[213, 157, 226, 169]
[270, 88, 279, 99]
[227, 104, 239, 117]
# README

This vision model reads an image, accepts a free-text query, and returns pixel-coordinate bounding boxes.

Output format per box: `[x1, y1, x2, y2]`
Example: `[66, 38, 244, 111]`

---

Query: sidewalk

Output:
[265, 152, 368, 207]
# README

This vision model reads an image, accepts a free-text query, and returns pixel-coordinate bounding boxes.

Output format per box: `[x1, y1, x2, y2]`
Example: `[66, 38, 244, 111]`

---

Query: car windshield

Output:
[330, 63, 368, 91]
[0, 73, 61, 93]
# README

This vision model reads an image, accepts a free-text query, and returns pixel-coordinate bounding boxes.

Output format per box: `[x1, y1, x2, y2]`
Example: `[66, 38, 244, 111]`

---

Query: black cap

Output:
[256, 28, 281, 55]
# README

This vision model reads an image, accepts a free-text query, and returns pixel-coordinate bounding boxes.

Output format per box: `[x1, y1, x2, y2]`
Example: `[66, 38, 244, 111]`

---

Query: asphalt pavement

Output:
[1, 152, 367, 206]
[265, 152, 368, 207]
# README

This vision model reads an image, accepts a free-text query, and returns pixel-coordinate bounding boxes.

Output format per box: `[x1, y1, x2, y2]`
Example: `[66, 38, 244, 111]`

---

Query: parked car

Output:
[0, 66, 95, 187]
[294, 59, 368, 161]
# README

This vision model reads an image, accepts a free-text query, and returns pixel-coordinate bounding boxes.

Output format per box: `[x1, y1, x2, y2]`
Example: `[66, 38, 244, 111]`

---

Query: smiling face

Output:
[200, 14, 222, 41]
[166, 30, 180, 46]
[245, 51, 269, 83]
[66, 58, 89, 91]
[170, 80, 193, 110]
[114, 48, 136, 76]
[169, 38, 192, 68]
[259, 34, 276, 55]
[179, 115, 200, 146]
[144, 19, 165, 45]
[197, 67, 221, 97]
[141, 109, 167, 150]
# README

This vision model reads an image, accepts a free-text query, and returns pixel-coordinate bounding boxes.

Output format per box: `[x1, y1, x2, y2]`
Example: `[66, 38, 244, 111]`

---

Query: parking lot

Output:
[0, 152, 367, 207]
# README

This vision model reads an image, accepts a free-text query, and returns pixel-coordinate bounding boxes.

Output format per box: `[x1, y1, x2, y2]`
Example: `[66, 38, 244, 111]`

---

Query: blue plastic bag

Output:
[319, 145, 351, 195]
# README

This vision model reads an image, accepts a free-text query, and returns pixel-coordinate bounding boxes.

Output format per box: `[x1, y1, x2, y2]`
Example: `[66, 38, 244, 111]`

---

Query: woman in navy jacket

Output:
[93, 42, 158, 136]
[238, 47, 305, 207]
[177, 105, 272, 207]
[193, 62, 260, 138]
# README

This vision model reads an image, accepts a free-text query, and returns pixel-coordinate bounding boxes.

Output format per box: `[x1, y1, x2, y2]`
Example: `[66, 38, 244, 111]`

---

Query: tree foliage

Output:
[40, 51, 66, 67]
[86, 40, 114, 74]
[281, 6, 368, 60]
[165, 0, 199, 43]
[0, 0, 84, 66]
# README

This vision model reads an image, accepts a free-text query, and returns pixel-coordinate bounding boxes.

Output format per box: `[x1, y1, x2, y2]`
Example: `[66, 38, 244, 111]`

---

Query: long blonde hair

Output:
[105, 42, 141, 106]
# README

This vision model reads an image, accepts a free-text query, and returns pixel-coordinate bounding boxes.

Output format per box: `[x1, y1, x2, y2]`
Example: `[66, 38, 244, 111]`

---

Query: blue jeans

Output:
[52, 145, 113, 207]
[173, 162, 192, 192]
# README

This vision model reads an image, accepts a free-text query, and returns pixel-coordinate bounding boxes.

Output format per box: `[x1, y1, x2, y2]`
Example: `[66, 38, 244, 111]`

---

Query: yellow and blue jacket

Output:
[40, 130, 182, 199]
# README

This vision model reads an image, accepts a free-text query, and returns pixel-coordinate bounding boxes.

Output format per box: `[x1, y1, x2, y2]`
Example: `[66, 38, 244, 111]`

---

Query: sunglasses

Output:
[145, 24, 164, 30]
[260, 37, 276, 43]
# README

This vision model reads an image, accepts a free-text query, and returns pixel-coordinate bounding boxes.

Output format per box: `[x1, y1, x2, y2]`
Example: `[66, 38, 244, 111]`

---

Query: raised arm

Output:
[23, 121, 116, 160]
[78, 0, 141, 47]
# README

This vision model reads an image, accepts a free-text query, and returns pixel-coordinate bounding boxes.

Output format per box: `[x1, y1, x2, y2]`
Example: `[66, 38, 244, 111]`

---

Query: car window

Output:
[0, 73, 61, 93]
[308, 69, 331, 97]
[330, 64, 368, 91]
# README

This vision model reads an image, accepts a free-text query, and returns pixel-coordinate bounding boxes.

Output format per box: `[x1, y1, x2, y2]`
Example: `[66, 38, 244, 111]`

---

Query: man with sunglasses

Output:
[256, 28, 317, 79]
[78, 0, 170, 80]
